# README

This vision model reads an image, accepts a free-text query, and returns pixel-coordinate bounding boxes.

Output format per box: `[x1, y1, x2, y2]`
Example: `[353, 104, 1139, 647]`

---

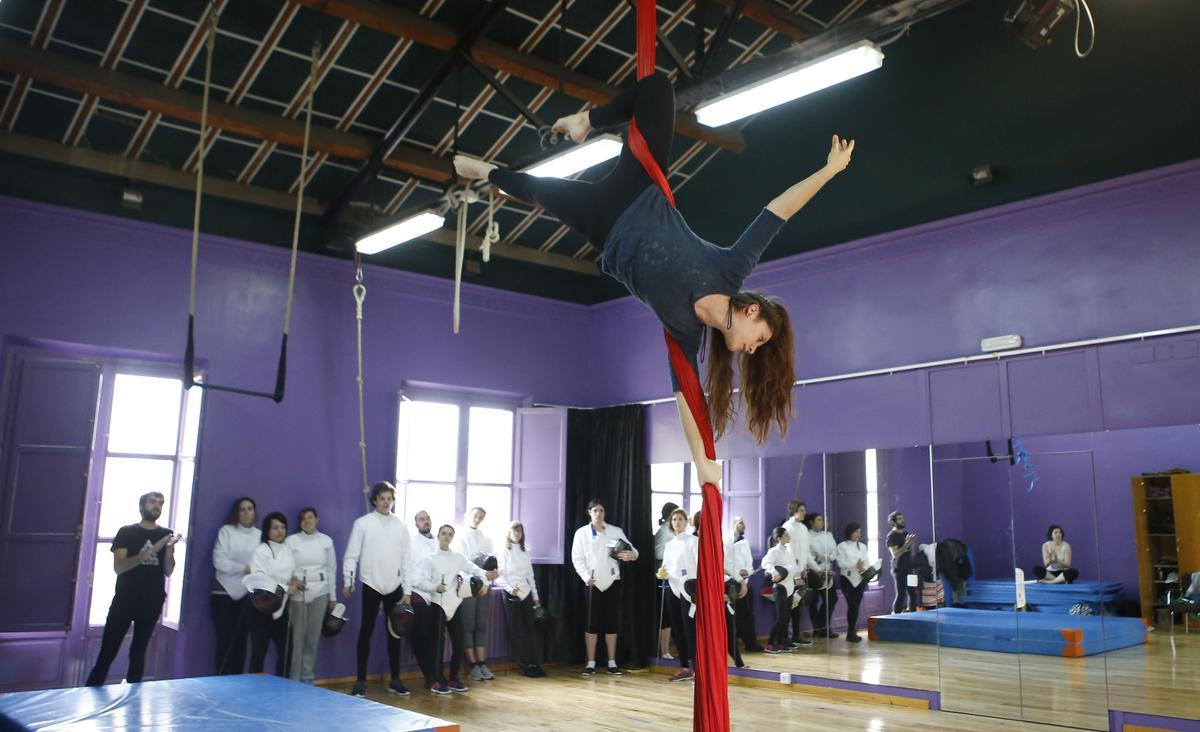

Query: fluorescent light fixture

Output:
[524, 134, 622, 178]
[695, 40, 884, 127]
[355, 210, 445, 254]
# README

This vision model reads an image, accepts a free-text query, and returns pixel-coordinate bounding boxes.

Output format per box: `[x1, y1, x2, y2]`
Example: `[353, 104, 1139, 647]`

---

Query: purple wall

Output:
[0, 197, 592, 683]
[931, 425, 1200, 601]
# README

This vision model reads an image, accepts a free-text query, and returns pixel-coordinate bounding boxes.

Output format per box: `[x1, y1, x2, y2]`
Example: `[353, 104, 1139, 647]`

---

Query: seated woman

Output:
[1033, 524, 1079, 584]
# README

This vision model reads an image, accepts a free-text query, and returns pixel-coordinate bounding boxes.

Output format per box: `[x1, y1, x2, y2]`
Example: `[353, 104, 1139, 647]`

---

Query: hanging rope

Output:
[631, 3, 728, 729]
[481, 186, 500, 263]
[451, 188, 472, 333]
[183, 6, 311, 403]
[352, 252, 370, 511]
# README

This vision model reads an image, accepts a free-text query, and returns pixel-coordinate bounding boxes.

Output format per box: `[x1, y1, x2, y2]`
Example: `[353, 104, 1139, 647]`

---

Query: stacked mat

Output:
[960, 579, 1124, 613]
[868, 607, 1147, 656]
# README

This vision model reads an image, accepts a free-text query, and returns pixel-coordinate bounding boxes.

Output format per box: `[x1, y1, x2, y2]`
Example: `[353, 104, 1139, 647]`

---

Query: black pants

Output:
[585, 583, 622, 635]
[410, 600, 437, 686]
[665, 591, 695, 669]
[726, 604, 743, 667]
[789, 592, 809, 641]
[734, 587, 759, 650]
[807, 572, 839, 633]
[502, 594, 544, 669]
[1033, 565, 1079, 583]
[210, 593, 249, 674]
[85, 592, 162, 686]
[357, 585, 404, 682]
[769, 586, 792, 647]
[488, 72, 675, 250]
[839, 576, 865, 638]
[892, 572, 922, 613]
[247, 603, 289, 676]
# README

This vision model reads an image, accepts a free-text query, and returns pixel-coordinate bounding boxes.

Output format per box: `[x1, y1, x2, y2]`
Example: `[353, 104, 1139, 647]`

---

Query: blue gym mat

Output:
[868, 607, 1147, 656]
[0, 675, 459, 731]
[959, 579, 1124, 613]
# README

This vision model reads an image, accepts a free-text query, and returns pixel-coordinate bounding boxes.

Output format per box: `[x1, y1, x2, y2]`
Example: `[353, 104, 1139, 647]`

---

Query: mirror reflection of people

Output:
[886, 511, 921, 613]
[1033, 525, 1079, 584]
[780, 501, 818, 645]
[653, 501, 680, 659]
[725, 516, 763, 653]
[836, 523, 870, 643]
[570, 499, 638, 676]
[85, 492, 178, 686]
[804, 513, 838, 639]
[760, 526, 801, 654]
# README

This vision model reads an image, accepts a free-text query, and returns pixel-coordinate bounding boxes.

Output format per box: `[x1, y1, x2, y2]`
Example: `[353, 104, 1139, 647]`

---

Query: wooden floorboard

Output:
[321, 630, 1198, 730]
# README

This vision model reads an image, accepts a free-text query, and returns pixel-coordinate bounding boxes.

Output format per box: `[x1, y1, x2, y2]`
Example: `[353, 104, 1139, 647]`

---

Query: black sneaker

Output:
[387, 679, 411, 697]
[790, 638, 813, 648]
[606, 665, 624, 676]
[581, 665, 596, 677]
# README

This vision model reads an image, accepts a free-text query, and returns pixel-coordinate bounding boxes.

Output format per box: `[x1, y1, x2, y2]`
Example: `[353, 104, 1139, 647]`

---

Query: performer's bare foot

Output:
[552, 110, 592, 144]
[453, 155, 496, 181]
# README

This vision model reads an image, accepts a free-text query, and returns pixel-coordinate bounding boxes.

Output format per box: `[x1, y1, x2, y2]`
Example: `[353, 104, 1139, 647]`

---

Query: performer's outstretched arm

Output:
[765, 135, 855, 221]
[676, 393, 722, 489]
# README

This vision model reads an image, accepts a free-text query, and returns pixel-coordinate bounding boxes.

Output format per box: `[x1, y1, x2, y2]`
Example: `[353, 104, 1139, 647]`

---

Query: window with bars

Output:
[395, 397, 515, 550]
[88, 372, 202, 627]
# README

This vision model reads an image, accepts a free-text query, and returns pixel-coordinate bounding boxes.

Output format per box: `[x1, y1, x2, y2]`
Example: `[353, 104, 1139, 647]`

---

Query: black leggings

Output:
[1033, 566, 1079, 583]
[247, 603, 289, 676]
[769, 586, 792, 647]
[488, 72, 676, 249]
[211, 593, 249, 675]
[839, 576, 865, 637]
[502, 594, 545, 669]
[665, 591, 695, 669]
[357, 585, 404, 682]
[807, 572, 839, 632]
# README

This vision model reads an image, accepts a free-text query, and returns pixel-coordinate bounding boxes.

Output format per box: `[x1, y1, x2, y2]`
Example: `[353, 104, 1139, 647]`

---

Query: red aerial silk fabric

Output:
[632, 3, 728, 729]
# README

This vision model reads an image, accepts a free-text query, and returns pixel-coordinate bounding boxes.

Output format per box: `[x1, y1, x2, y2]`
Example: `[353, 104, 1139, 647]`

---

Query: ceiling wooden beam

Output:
[0, 38, 454, 183]
[0, 130, 598, 276]
[289, 0, 747, 153]
[712, 0, 821, 41]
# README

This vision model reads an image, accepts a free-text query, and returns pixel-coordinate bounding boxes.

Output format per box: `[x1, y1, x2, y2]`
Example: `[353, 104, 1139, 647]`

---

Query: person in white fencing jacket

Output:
[453, 506, 500, 681]
[570, 499, 638, 676]
[285, 507, 336, 683]
[498, 521, 546, 678]
[415, 524, 489, 695]
[342, 482, 413, 698]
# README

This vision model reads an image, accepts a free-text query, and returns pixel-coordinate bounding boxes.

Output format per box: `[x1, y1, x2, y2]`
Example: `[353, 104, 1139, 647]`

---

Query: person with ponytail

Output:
[455, 73, 854, 487]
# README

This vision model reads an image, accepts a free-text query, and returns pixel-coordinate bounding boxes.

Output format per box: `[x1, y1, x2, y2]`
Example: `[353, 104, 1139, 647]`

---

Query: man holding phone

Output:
[85, 491, 178, 686]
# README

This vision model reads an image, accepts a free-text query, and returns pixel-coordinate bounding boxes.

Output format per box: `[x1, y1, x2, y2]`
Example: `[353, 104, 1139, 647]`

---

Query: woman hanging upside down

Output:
[455, 72, 854, 489]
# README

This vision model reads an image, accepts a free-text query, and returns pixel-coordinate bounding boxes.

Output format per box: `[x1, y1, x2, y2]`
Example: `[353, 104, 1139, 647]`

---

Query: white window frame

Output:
[87, 363, 202, 630]
[394, 389, 519, 543]
[864, 447, 881, 584]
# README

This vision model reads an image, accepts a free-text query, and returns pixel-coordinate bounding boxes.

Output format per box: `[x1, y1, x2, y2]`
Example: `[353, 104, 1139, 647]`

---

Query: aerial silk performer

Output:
[454, 3, 854, 727]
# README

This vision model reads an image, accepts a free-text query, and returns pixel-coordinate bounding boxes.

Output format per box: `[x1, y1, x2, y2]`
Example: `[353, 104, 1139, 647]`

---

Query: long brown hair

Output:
[705, 292, 794, 444]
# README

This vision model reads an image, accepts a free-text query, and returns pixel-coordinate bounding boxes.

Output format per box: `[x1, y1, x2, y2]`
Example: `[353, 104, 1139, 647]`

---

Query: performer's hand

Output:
[436, 583, 447, 593]
[738, 583, 749, 599]
[508, 587, 520, 596]
[697, 458, 722, 490]
[551, 111, 592, 144]
[475, 584, 490, 598]
[826, 134, 855, 173]
[770, 573, 781, 583]
[739, 569, 749, 578]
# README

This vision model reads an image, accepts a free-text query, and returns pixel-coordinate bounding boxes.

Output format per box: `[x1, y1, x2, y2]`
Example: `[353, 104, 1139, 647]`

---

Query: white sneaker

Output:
[479, 663, 495, 680]
[662, 652, 674, 660]
[468, 665, 484, 681]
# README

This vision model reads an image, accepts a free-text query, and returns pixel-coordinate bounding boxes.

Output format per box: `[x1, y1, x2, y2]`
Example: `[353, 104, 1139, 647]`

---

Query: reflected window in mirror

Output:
[865, 448, 881, 583]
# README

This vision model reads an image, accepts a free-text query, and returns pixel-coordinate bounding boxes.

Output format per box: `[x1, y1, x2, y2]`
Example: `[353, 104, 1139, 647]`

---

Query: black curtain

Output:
[533, 405, 654, 668]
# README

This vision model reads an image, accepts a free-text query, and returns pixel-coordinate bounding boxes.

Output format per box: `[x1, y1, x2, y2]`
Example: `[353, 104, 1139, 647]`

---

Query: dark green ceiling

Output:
[0, 0, 1196, 304]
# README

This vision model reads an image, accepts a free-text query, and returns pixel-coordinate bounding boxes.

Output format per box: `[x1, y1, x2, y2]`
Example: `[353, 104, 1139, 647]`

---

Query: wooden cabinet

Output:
[1131, 473, 1200, 626]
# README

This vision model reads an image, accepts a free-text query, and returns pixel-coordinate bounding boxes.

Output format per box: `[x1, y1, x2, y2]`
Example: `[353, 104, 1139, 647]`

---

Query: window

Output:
[89, 372, 202, 627]
[864, 448, 880, 583]
[649, 460, 721, 534]
[396, 397, 515, 550]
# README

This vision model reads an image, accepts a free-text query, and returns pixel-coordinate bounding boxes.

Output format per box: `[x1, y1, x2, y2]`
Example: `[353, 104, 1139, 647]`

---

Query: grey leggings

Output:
[288, 593, 328, 682]
[457, 592, 490, 650]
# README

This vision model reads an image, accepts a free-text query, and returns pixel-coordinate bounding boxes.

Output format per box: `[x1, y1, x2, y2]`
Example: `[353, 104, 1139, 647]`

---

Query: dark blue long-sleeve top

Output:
[600, 186, 786, 391]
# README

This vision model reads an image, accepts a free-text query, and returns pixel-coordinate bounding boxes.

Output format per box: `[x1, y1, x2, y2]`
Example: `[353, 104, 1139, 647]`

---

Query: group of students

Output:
[652, 498, 880, 672]
[208, 481, 546, 695]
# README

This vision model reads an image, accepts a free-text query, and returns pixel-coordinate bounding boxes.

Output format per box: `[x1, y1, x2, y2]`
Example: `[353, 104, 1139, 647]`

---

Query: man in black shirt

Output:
[85, 491, 178, 686]
[885, 511, 921, 614]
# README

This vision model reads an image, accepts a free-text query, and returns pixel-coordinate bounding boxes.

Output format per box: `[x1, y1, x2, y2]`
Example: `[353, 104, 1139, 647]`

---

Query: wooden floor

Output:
[324, 630, 1198, 731]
